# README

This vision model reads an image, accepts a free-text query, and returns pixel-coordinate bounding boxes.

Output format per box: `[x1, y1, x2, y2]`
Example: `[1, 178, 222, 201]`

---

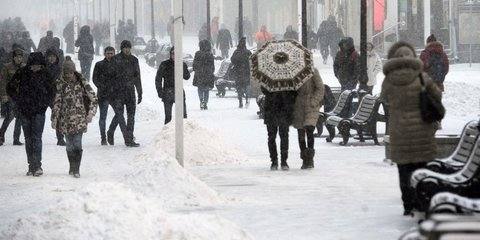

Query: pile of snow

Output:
[127, 152, 224, 208]
[443, 81, 480, 118]
[0, 182, 251, 240]
[153, 120, 248, 166]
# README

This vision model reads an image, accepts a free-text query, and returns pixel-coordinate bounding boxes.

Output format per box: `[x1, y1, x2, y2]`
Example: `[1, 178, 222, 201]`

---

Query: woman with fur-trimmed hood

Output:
[380, 41, 441, 216]
[51, 57, 98, 178]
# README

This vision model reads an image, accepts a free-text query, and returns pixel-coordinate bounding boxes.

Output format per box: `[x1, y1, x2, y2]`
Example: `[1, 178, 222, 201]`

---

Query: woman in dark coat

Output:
[193, 39, 215, 110]
[333, 37, 359, 91]
[230, 37, 252, 108]
[75, 25, 95, 81]
[381, 41, 441, 216]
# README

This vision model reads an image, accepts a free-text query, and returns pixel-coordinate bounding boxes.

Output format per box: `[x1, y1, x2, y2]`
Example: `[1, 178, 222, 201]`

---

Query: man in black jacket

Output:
[7, 52, 55, 176]
[108, 41, 142, 147]
[93, 46, 116, 145]
[155, 47, 190, 124]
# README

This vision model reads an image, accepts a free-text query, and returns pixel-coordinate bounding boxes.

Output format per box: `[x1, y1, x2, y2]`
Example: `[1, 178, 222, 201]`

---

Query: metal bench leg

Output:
[370, 123, 379, 145]
[357, 127, 365, 142]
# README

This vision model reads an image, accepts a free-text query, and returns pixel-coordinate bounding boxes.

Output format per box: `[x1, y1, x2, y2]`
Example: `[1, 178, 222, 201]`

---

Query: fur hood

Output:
[383, 58, 423, 86]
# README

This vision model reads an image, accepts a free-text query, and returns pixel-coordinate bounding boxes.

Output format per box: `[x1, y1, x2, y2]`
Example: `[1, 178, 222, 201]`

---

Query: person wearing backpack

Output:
[420, 34, 449, 92]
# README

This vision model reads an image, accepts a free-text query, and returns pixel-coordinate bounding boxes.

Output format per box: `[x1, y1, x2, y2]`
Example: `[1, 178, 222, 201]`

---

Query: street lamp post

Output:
[239, 0, 244, 41]
[206, 0, 212, 42]
[359, 0, 368, 91]
[150, 0, 155, 39]
[122, 0, 126, 22]
[173, 0, 184, 167]
[301, 0, 307, 47]
[134, 0, 138, 33]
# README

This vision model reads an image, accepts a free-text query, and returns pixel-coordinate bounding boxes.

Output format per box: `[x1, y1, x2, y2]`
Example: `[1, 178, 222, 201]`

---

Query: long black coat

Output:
[333, 37, 359, 90]
[75, 26, 94, 62]
[7, 66, 55, 117]
[155, 59, 190, 103]
[261, 87, 297, 126]
[193, 40, 215, 89]
[112, 52, 142, 100]
[216, 29, 233, 50]
[230, 47, 252, 89]
[92, 58, 117, 100]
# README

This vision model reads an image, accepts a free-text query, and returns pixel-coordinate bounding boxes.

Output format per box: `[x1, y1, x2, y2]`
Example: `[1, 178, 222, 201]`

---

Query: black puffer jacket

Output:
[333, 37, 359, 90]
[261, 87, 297, 126]
[155, 59, 190, 103]
[193, 40, 215, 88]
[112, 52, 142, 99]
[7, 58, 55, 117]
[75, 26, 95, 62]
[230, 38, 252, 89]
[92, 58, 117, 100]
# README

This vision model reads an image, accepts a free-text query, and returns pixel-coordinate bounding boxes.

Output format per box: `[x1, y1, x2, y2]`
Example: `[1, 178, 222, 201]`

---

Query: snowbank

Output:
[0, 182, 251, 240]
[443, 81, 480, 118]
[153, 120, 249, 166]
[127, 152, 224, 208]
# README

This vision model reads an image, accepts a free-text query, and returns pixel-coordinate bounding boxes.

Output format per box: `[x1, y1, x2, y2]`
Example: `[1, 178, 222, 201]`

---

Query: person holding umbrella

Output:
[251, 40, 314, 171]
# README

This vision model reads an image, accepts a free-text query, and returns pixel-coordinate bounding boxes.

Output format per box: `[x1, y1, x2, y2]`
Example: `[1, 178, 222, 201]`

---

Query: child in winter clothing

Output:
[51, 58, 98, 178]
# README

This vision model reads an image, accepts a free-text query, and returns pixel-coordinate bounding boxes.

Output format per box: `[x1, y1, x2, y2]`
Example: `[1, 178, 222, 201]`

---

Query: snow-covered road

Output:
[1, 37, 479, 239]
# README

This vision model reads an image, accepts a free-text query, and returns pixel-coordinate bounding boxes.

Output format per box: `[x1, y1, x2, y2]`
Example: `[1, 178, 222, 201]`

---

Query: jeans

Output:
[197, 87, 210, 104]
[266, 123, 289, 162]
[397, 162, 427, 211]
[98, 98, 109, 140]
[109, 95, 135, 142]
[65, 133, 83, 152]
[21, 113, 45, 170]
[0, 101, 22, 142]
[80, 59, 93, 81]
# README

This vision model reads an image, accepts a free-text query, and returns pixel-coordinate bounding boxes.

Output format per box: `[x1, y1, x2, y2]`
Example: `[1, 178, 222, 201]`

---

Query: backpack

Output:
[427, 52, 446, 83]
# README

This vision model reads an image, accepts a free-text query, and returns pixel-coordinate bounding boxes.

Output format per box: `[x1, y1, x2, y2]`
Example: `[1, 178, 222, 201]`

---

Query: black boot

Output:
[0, 133, 5, 146]
[13, 139, 23, 145]
[125, 139, 140, 147]
[67, 150, 75, 175]
[57, 138, 66, 146]
[305, 148, 315, 169]
[270, 158, 278, 171]
[107, 130, 114, 145]
[280, 151, 289, 171]
[101, 138, 107, 146]
[300, 150, 308, 169]
[73, 150, 82, 178]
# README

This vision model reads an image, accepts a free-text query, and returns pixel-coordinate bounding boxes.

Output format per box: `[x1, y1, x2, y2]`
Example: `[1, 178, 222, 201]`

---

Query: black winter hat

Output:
[121, 40, 132, 49]
[11, 48, 24, 59]
[387, 41, 416, 59]
[27, 52, 47, 66]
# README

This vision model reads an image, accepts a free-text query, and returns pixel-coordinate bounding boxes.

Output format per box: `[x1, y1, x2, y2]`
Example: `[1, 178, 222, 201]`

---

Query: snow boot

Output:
[72, 150, 82, 178]
[300, 150, 308, 169]
[13, 140, 23, 146]
[57, 138, 66, 146]
[125, 140, 140, 147]
[67, 150, 75, 175]
[270, 159, 278, 171]
[280, 151, 289, 171]
[305, 148, 315, 169]
[26, 165, 34, 176]
[107, 130, 114, 145]
[33, 167, 43, 177]
[101, 137, 107, 146]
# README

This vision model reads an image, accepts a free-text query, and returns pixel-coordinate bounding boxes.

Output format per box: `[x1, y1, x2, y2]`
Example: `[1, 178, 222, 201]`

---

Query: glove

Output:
[137, 94, 142, 104]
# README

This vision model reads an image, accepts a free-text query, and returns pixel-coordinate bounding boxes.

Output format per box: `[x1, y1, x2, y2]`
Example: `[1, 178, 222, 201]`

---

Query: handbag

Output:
[419, 73, 445, 123]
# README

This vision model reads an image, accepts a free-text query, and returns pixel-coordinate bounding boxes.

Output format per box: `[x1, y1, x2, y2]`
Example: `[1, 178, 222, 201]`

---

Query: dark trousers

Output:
[79, 59, 93, 81]
[266, 124, 289, 162]
[164, 97, 187, 125]
[109, 96, 136, 142]
[320, 44, 329, 61]
[237, 87, 249, 104]
[98, 98, 109, 140]
[397, 162, 427, 211]
[0, 101, 22, 142]
[21, 113, 45, 170]
[298, 126, 315, 151]
[197, 87, 210, 104]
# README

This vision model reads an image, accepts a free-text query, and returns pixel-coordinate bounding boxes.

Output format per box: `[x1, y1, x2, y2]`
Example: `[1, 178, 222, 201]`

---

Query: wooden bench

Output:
[325, 94, 383, 145]
[316, 90, 355, 141]
[429, 192, 480, 216]
[427, 121, 480, 174]
[411, 136, 480, 211]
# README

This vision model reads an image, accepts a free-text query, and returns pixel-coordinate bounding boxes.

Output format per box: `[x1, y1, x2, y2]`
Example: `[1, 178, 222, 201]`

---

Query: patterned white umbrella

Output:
[251, 40, 314, 92]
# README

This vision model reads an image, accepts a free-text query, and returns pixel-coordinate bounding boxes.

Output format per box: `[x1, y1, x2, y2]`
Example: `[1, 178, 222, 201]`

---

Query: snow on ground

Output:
[0, 36, 479, 240]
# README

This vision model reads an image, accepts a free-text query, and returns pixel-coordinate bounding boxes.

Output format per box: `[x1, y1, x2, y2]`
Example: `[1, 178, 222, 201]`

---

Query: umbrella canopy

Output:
[251, 40, 314, 92]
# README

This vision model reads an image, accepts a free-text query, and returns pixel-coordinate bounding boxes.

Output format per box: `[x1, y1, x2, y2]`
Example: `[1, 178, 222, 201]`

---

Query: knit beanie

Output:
[63, 57, 76, 73]
[426, 34, 437, 44]
[121, 40, 132, 49]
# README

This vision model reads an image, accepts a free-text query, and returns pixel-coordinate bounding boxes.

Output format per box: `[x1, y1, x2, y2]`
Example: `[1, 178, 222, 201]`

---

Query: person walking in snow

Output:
[155, 47, 190, 124]
[108, 40, 142, 147]
[317, 16, 344, 64]
[293, 68, 324, 169]
[51, 59, 98, 178]
[7, 52, 56, 176]
[420, 34, 449, 92]
[255, 25, 272, 48]
[45, 48, 67, 146]
[193, 39, 215, 110]
[380, 41, 441, 216]
[93, 46, 116, 146]
[63, 20, 75, 54]
[37, 31, 55, 54]
[334, 37, 360, 91]
[216, 25, 233, 59]
[366, 42, 382, 94]
[18, 31, 36, 54]
[0, 48, 25, 146]
[75, 25, 95, 81]
[230, 37, 252, 108]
